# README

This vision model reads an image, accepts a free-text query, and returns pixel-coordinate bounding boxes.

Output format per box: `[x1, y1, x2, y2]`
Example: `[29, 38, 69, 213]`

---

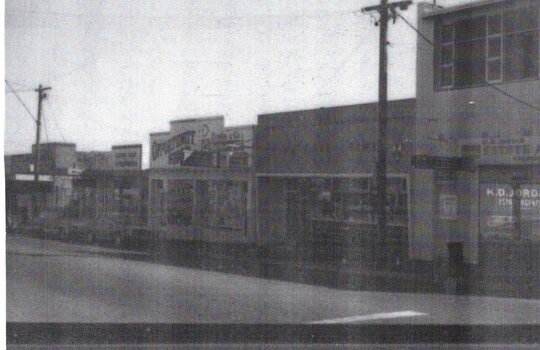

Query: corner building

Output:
[412, 1, 540, 266]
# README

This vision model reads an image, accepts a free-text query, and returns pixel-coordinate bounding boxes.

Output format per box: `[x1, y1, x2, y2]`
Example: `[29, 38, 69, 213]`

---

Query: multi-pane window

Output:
[437, 5, 539, 89]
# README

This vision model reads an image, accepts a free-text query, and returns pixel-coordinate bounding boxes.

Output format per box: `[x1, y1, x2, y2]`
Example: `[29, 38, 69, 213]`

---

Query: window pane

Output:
[440, 66, 453, 87]
[455, 16, 486, 42]
[455, 39, 486, 86]
[488, 36, 501, 58]
[504, 6, 538, 33]
[441, 44, 453, 64]
[166, 180, 193, 225]
[487, 58, 502, 81]
[488, 14, 502, 35]
[440, 24, 454, 43]
[504, 31, 539, 81]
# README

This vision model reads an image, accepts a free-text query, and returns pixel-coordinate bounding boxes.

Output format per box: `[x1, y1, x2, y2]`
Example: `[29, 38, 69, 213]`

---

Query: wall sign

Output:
[150, 117, 224, 168]
[150, 118, 253, 169]
[112, 145, 142, 170]
[439, 194, 457, 219]
[480, 183, 540, 240]
[463, 137, 540, 164]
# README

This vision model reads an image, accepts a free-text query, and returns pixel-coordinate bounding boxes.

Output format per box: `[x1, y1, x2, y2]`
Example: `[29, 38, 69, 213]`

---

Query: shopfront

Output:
[479, 176, 540, 242]
[148, 117, 256, 243]
[255, 99, 416, 261]
[258, 174, 410, 261]
[409, 137, 540, 265]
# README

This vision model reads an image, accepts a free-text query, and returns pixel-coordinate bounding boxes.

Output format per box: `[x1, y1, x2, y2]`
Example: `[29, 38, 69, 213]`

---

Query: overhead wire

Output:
[5, 79, 37, 122]
[5, 89, 34, 94]
[8, 80, 33, 90]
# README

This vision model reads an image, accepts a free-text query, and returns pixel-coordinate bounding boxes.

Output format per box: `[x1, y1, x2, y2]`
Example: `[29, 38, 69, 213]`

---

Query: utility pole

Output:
[362, 0, 411, 267]
[32, 84, 51, 218]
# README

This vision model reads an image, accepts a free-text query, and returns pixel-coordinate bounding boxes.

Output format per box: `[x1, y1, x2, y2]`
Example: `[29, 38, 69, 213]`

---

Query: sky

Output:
[4, 0, 475, 168]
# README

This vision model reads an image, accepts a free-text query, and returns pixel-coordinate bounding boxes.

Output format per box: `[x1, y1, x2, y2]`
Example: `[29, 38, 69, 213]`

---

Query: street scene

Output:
[5, 0, 540, 346]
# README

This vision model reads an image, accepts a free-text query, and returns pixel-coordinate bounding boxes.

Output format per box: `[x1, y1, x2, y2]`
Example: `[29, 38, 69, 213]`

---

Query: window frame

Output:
[435, 4, 539, 90]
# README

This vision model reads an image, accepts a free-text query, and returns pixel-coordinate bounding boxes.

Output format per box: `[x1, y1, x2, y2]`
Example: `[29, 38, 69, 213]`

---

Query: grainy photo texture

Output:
[4, 0, 540, 347]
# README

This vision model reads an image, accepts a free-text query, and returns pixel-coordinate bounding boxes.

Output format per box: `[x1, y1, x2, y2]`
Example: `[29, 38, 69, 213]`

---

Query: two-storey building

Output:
[411, 0, 540, 267]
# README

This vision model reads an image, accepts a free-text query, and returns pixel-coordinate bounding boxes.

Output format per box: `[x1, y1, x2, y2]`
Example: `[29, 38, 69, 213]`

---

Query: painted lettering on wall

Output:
[152, 130, 196, 161]
[478, 137, 540, 163]
[485, 187, 540, 209]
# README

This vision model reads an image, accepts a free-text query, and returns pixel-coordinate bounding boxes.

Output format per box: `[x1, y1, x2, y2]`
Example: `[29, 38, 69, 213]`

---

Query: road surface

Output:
[6, 235, 540, 324]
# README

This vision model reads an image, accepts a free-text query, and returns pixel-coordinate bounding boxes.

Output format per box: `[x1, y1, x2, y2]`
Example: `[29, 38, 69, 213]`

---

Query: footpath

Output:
[12, 231, 538, 299]
[150, 240, 539, 299]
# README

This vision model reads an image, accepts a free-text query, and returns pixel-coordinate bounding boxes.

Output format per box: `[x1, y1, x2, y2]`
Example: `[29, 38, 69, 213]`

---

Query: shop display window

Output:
[208, 181, 246, 229]
[198, 180, 246, 230]
[166, 180, 194, 225]
[150, 179, 166, 226]
[286, 176, 409, 227]
[480, 183, 540, 241]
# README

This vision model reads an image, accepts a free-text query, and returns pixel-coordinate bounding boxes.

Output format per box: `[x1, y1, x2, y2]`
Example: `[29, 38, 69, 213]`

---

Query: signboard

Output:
[150, 117, 224, 168]
[149, 118, 254, 169]
[112, 144, 142, 170]
[15, 174, 53, 182]
[412, 155, 471, 170]
[68, 167, 83, 175]
[480, 183, 540, 240]
[463, 136, 540, 165]
[439, 194, 457, 219]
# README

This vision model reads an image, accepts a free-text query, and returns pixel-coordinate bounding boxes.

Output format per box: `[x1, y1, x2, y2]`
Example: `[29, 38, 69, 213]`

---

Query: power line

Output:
[8, 80, 33, 89]
[5, 80, 37, 122]
[314, 40, 366, 97]
[5, 89, 34, 94]
[396, 12, 540, 114]
[6, 8, 357, 21]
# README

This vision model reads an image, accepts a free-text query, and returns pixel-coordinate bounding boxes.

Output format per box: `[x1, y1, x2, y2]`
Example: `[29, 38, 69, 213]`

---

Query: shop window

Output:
[166, 180, 194, 225]
[150, 179, 166, 225]
[198, 181, 246, 230]
[304, 177, 408, 227]
[436, 5, 539, 89]
[479, 183, 540, 241]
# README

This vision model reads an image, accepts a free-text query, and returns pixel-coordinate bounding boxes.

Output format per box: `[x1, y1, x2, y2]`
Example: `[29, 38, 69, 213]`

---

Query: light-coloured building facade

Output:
[410, 0, 540, 265]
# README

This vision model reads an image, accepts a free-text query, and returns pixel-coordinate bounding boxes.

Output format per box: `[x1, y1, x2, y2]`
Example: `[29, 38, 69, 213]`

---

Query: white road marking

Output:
[310, 310, 428, 324]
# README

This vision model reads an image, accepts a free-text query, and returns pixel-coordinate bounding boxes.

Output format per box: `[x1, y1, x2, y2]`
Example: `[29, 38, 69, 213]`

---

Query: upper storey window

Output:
[436, 5, 539, 89]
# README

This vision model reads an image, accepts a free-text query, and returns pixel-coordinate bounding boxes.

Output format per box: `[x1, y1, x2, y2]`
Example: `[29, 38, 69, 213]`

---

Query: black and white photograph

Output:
[4, 0, 540, 347]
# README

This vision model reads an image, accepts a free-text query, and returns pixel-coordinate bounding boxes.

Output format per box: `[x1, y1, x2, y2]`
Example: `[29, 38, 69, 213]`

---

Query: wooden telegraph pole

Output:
[32, 84, 51, 218]
[362, 0, 411, 267]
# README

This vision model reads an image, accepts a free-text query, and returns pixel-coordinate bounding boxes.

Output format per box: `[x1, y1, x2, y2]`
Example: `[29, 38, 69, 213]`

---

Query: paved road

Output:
[6, 235, 540, 324]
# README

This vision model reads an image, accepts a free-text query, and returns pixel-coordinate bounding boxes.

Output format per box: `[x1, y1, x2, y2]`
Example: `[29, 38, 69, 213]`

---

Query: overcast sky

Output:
[4, 0, 473, 168]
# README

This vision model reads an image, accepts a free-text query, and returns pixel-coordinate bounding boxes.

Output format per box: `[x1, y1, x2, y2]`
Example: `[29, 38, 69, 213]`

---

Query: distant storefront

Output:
[72, 169, 148, 227]
[148, 116, 256, 243]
